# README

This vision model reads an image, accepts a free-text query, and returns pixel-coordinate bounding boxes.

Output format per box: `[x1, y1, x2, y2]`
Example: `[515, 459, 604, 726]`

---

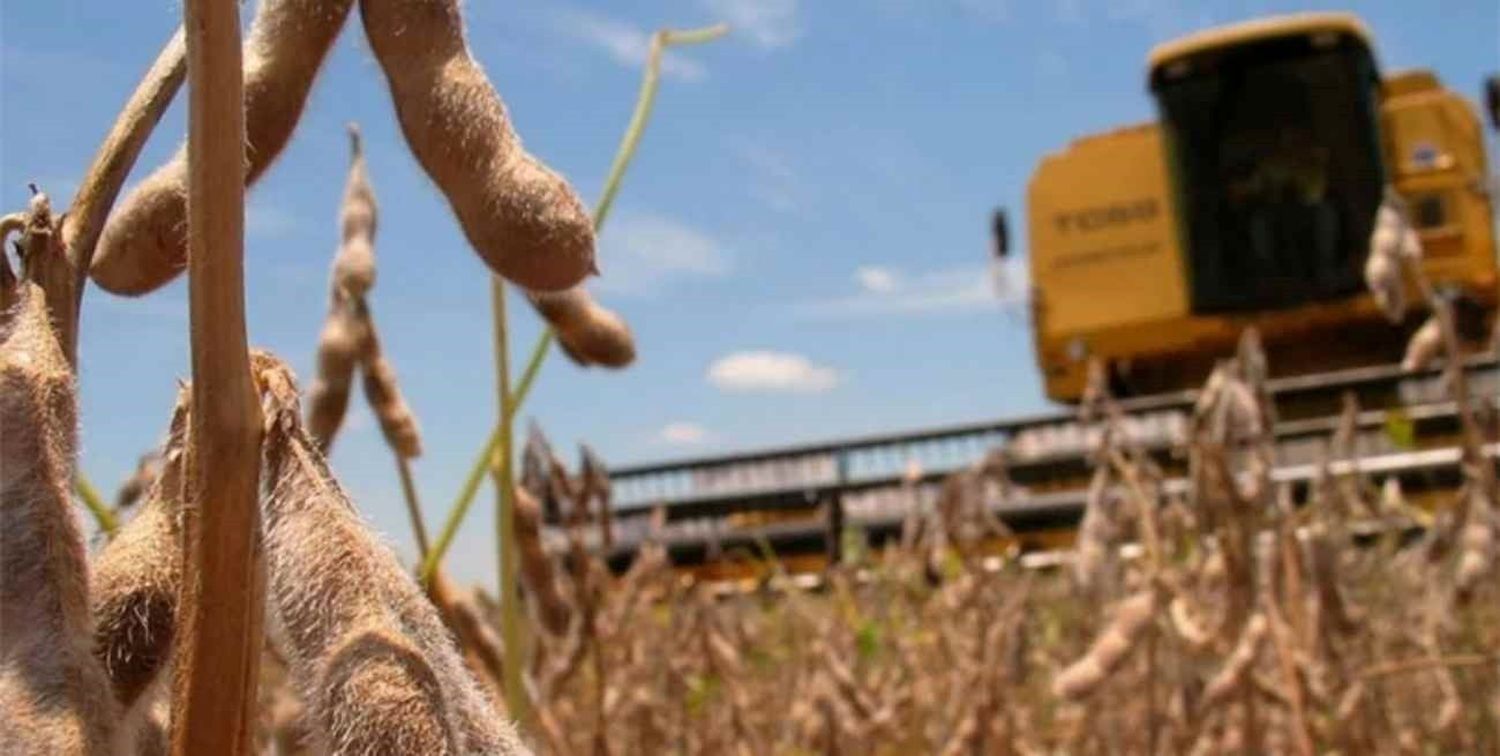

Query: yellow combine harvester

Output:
[598, 13, 1500, 581]
[1010, 12, 1499, 402]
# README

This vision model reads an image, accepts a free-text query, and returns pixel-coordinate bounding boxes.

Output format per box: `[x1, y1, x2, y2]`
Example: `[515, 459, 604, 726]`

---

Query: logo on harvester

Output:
[1054, 198, 1159, 233]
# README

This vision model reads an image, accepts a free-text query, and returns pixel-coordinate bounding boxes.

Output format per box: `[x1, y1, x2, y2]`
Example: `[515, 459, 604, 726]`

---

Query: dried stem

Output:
[1361, 652, 1499, 680]
[169, 1, 264, 752]
[8, 28, 187, 369]
[63, 28, 187, 278]
[396, 455, 431, 559]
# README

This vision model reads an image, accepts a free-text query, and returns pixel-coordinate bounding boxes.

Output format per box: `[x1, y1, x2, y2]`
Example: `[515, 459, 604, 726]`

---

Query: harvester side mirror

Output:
[991, 207, 1010, 259]
[1486, 75, 1500, 133]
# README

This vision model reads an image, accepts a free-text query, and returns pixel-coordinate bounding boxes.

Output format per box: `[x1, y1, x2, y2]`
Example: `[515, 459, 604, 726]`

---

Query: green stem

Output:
[512, 328, 555, 411]
[418, 22, 728, 580]
[74, 472, 118, 537]
[488, 279, 530, 727]
[592, 23, 729, 230]
[419, 332, 551, 583]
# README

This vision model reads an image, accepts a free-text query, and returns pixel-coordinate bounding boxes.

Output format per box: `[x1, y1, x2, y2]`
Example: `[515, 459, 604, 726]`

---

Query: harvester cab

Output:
[1010, 12, 1498, 403]
[1151, 17, 1381, 314]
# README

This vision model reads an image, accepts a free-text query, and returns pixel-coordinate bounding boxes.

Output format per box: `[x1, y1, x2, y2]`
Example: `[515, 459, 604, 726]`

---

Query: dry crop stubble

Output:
[491, 323, 1496, 753]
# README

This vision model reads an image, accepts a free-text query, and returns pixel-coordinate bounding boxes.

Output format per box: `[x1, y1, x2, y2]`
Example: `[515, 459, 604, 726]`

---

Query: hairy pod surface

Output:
[307, 293, 367, 453]
[1401, 315, 1444, 372]
[0, 284, 117, 753]
[1199, 614, 1267, 713]
[334, 123, 377, 299]
[91, 0, 357, 294]
[1455, 488, 1495, 600]
[1051, 588, 1157, 701]
[358, 327, 422, 459]
[513, 487, 572, 635]
[529, 289, 636, 368]
[113, 452, 162, 513]
[317, 627, 455, 755]
[359, 0, 595, 291]
[254, 354, 529, 754]
[90, 398, 188, 710]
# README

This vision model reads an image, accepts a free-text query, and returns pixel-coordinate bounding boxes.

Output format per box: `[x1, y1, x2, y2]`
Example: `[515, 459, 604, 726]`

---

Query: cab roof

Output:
[1147, 12, 1374, 77]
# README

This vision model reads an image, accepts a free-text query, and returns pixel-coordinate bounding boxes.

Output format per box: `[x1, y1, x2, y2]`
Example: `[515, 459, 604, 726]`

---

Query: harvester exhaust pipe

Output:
[990, 207, 1010, 259]
[1486, 74, 1500, 132]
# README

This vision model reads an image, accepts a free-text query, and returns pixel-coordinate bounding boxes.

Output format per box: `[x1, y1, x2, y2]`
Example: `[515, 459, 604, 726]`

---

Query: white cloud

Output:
[704, 0, 803, 49]
[855, 265, 900, 294]
[658, 421, 710, 445]
[708, 351, 839, 393]
[557, 8, 707, 81]
[795, 260, 1029, 319]
[595, 214, 730, 295]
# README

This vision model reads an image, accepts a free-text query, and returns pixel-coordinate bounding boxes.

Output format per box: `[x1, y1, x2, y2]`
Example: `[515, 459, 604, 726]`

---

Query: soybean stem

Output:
[1361, 652, 1499, 680]
[489, 278, 531, 728]
[64, 27, 187, 277]
[593, 23, 729, 230]
[73, 472, 119, 538]
[395, 455, 431, 559]
[172, 0, 264, 752]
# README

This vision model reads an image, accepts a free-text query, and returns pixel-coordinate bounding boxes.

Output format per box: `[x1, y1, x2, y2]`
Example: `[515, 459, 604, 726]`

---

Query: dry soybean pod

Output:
[1198, 614, 1268, 715]
[1401, 314, 1444, 372]
[306, 289, 367, 454]
[513, 486, 573, 636]
[253, 353, 528, 754]
[356, 310, 422, 459]
[91, 0, 357, 295]
[1051, 587, 1158, 701]
[527, 288, 636, 368]
[1072, 466, 1117, 595]
[1455, 486, 1496, 601]
[316, 626, 454, 755]
[90, 395, 188, 711]
[0, 283, 117, 753]
[334, 123, 377, 299]
[424, 569, 508, 704]
[580, 444, 616, 549]
[112, 450, 163, 514]
[359, 0, 596, 292]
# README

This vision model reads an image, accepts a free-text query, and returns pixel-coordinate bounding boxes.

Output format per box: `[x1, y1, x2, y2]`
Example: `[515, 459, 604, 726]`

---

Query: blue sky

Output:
[2, 0, 1496, 585]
